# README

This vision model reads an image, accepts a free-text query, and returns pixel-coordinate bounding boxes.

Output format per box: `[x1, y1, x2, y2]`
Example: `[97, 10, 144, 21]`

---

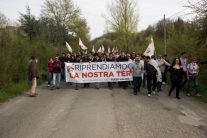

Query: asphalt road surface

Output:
[0, 83, 207, 138]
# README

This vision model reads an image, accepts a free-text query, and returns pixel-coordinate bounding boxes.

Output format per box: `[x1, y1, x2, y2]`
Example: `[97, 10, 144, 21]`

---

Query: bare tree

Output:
[187, 0, 207, 46]
[187, 0, 207, 17]
[105, 0, 139, 32]
[104, 0, 139, 51]
[40, 0, 90, 45]
[41, 0, 80, 30]
[0, 12, 7, 28]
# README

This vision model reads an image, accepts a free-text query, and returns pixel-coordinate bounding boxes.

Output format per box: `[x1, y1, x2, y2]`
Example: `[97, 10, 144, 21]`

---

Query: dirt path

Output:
[0, 83, 207, 138]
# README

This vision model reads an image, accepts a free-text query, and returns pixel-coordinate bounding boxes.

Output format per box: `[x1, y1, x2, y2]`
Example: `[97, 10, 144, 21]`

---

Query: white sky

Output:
[0, 0, 196, 39]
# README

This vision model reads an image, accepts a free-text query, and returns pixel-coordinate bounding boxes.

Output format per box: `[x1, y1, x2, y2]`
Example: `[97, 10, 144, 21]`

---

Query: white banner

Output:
[65, 62, 133, 83]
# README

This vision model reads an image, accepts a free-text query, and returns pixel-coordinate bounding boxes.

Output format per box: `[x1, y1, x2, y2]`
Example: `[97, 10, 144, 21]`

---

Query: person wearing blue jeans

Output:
[130, 57, 144, 95]
[187, 75, 199, 96]
[53, 73, 61, 89]
[52, 57, 62, 90]
[48, 72, 53, 86]
[187, 58, 201, 96]
[95, 82, 100, 89]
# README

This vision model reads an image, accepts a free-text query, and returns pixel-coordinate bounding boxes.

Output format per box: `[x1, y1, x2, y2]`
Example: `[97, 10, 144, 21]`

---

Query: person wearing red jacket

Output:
[52, 57, 62, 89]
[48, 58, 53, 87]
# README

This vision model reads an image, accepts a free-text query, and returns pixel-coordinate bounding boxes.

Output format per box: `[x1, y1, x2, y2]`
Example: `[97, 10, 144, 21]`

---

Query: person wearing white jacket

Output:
[156, 55, 171, 90]
[150, 57, 162, 93]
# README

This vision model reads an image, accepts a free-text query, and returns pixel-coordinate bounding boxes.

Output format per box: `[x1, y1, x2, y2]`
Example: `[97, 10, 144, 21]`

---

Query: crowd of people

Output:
[28, 51, 201, 99]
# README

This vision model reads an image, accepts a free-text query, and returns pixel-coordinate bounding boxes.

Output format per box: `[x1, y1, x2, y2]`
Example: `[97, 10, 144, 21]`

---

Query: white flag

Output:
[144, 36, 155, 57]
[92, 46, 95, 53]
[112, 48, 115, 52]
[108, 47, 111, 53]
[68, 31, 77, 37]
[65, 41, 73, 53]
[79, 38, 87, 50]
[97, 46, 102, 53]
[115, 46, 118, 52]
[102, 45, 105, 53]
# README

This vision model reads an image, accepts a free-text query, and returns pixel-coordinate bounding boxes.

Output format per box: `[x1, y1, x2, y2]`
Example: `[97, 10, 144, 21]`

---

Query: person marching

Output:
[92, 54, 102, 89]
[73, 54, 81, 90]
[144, 56, 158, 97]
[28, 56, 39, 97]
[180, 52, 188, 88]
[130, 57, 144, 95]
[168, 58, 183, 99]
[156, 55, 171, 91]
[117, 52, 128, 89]
[52, 56, 62, 90]
[47, 58, 53, 87]
[82, 54, 92, 88]
[187, 57, 201, 97]
[163, 54, 170, 84]
[106, 53, 116, 89]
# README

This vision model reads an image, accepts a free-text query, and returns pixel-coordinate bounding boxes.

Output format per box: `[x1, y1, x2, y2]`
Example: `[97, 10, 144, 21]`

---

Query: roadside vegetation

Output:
[0, 0, 206, 102]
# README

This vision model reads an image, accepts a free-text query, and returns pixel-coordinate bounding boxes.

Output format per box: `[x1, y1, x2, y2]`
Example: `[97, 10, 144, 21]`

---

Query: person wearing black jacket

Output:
[93, 54, 102, 89]
[168, 58, 183, 99]
[82, 54, 92, 88]
[144, 56, 157, 97]
[73, 55, 81, 90]
[59, 53, 67, 80]
[106, 54, 115, 89]
[116, 52, 129, 89]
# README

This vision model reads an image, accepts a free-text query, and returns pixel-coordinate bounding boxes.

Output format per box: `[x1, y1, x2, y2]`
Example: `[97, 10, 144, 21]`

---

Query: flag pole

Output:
[164, 14, 167, 55]
[152, 35, 157, 58]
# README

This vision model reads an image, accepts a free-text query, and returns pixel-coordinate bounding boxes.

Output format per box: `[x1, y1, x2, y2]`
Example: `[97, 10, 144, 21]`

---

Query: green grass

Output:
[198, 84, 207, 103]
[0, 79, 45, 103]
[0, 81, 30, 103]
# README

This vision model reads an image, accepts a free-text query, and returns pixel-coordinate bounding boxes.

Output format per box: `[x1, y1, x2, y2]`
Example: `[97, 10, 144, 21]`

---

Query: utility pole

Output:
[164, 14, 167, 55]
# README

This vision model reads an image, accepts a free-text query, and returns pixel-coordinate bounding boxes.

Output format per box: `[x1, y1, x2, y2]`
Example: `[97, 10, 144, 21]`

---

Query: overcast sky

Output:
[0, 0, 195, 39]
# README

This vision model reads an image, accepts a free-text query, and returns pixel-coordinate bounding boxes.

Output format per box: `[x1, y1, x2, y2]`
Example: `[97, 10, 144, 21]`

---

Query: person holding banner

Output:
[82, 54, 92, 88]
[117, 52, 128, 89]
[130, 57, 144, 95]
[92, 54, 103, 89]
[73, 55, 82, 90]
[106, 53, 116, 89]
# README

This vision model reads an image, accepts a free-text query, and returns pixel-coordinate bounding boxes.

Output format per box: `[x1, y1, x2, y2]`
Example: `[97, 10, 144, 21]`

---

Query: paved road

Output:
[0, 83, 207, 138]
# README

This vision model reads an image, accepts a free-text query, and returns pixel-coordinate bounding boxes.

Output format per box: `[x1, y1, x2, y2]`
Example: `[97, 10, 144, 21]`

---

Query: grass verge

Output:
[198, 84, 207, 103]
[0, 79, 45, 103]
